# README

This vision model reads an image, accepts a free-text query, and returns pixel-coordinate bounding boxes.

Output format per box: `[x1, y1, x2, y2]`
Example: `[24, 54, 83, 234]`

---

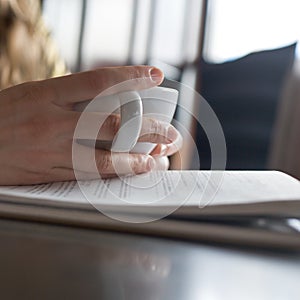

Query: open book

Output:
[0, 171, 300, 250]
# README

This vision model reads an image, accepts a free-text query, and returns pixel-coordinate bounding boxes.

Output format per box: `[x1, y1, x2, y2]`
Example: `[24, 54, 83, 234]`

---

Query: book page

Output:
[0, 171, 300, 209]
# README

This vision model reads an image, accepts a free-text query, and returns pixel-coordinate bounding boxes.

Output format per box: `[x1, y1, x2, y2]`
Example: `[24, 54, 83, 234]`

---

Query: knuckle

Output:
[92, 66, 151, 92]
[130, 154, 144, 174]
[149, 118, 158, 133]
[141, 118, 156, 142]
[131, 66, 149, 88]
[130, 154, 139, 168]
[149, 118, 163, 139]
[96, 153, 112, 173]
[126, 66, 150, 88]
[130, 66, 145, 80]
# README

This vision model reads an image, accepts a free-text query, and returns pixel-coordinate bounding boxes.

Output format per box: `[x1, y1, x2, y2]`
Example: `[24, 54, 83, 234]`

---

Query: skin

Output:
[0, 66, 182, 185]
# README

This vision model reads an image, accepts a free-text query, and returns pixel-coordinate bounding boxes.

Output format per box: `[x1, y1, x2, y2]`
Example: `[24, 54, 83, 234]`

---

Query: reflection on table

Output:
[0, 219, 299, 300]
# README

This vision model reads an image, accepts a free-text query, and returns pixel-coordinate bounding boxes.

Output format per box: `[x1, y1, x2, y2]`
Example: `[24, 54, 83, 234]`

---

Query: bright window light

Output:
[204, 0, 300, 63]
[82, 0, 134, 69]
[43, 0, 83, 70]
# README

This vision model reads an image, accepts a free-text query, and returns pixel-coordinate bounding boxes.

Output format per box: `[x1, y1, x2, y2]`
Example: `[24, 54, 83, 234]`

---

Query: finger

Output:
[71, 143, 156, 175]
[138, 119, 180, 144]
[70, 112, 181, 145]
[43, 66, 164, 106]
[48, 167, 118, 182]
[151, 133, 183, 157]
[153, 156, 169, 171]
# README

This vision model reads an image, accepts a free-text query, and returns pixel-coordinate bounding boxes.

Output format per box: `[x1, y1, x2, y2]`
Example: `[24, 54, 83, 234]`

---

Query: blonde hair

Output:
[0, 0, 66, 90]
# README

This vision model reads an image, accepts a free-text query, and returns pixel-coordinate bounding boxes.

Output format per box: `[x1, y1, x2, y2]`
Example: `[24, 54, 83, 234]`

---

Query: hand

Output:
[0, 66, 182, 185]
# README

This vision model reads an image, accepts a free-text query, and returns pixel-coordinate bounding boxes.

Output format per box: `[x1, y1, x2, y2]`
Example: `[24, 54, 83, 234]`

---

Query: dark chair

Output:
[195, 44, 296, 170]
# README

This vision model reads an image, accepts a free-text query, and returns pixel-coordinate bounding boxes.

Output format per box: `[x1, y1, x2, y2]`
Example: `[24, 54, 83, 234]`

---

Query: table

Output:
[0, 218, 299, 300]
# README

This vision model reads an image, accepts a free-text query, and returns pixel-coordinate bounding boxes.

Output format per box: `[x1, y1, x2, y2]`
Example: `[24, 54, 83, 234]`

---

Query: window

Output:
[203, 0, 300, 63]
[43, 0, 203, 75]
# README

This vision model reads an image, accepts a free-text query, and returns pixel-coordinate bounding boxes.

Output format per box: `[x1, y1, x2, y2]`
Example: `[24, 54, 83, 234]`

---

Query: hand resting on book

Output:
[0, 66, 182, 185]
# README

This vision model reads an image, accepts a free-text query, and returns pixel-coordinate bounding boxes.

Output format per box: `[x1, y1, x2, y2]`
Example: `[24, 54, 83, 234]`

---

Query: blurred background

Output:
[4, 0, 300, 177]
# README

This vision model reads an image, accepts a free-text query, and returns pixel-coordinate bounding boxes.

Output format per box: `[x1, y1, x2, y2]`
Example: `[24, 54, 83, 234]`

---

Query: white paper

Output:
[0, 171, 300, 209]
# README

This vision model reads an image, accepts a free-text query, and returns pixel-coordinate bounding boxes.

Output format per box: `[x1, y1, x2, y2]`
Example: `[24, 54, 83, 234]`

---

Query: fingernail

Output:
[167, 125, 178, 141]
[149, 67, 164, 84]
[153, 144, 168, 157]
